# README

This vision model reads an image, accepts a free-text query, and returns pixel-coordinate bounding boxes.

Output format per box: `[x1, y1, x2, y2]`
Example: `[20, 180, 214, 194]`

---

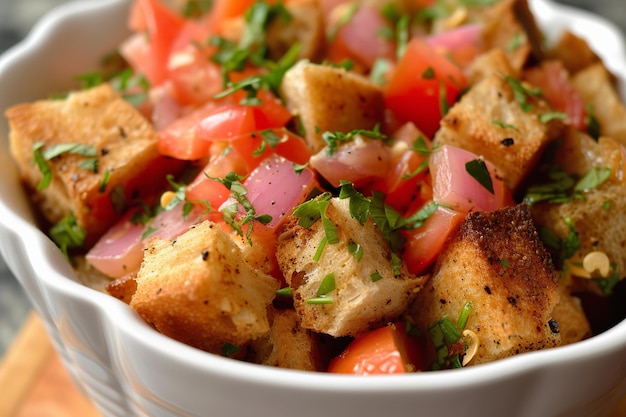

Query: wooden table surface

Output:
[1, 312, 625, 417]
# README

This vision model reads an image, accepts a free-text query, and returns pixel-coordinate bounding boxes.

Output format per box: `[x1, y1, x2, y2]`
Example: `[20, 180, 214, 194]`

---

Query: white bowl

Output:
[1, 1, 625, 416]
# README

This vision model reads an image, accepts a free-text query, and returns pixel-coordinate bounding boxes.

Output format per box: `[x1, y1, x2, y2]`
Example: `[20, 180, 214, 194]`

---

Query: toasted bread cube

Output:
[481, 0, 543, 73]
[434, 74, 564, 190]
[247, 307, 322, 371]
[276, 197, 427, 337]
[130, 220, 280, 354]
[6, 84, 183, 246]
[571, 63, 626, 146]
[547, 30, 601, 75]
[266, 0, 326, 63]
[105, 273, 138, 304]
[530, 130, 626, 294]
[280, 61, 386, 154]
[466, 48, 517, 84]
[551, 275, 591, 345]
[410, 205, 561, 366]
[531, 184, 626, 295]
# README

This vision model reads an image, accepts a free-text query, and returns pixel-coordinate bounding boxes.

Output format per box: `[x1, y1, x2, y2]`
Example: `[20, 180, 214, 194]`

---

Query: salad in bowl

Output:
[0, 0, 625, 416]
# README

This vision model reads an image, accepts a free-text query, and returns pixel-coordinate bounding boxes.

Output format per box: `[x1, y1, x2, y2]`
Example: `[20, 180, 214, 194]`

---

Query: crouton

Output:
[528, 129, 626, 294]
[130, 220, 280, 354]
[280, 61, 386, 153]
[410, 204, 561, 366]
[434, 73, 564, 190]
[547, 30, 601, 75]
[551, 274, 591, 345]
[266, 0, 326, 63]
[466, 48, 518, 84]
[276, 196, 427, 337]
[247, 307, 323, 371]
[571, 63, 626, 145]
[480, 0, 544, 73]
[105, 273, 138, 304]
[5, 84, 184, 247]
[530, 184, 626, 296]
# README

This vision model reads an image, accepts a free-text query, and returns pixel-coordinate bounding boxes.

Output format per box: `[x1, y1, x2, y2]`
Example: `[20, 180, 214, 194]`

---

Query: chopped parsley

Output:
[491, 119, 518, 131]
[370, 271, 383, 282]
[221, 342, 240, 357]
[347, 240, 363, 261]
[292, 193, 339, 244]
[524, 166, 611, 205]
[49, 212, 86, 259]
[428, 301, 473, 370]
[465, 158, 494, 194]
[585, 104, 601, 140]
[213, 172, 272, 244]
[210, 1, 296, 103]
[505, 76, 542, 112]
[539, 218, 581, 266]
[307, 272, 336, 304]
[321, 124, 388, 156]
[181, 0, 213, 18]
[539, 111, 568, 124]
[32, 142, 99, 190]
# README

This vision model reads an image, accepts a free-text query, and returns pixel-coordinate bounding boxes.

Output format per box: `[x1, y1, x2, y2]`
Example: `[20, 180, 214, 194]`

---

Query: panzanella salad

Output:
[5, 0, 626, 373]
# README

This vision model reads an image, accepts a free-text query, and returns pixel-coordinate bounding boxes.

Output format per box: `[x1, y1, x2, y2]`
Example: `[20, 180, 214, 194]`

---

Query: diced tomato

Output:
[523, 60, 587, 131]
[384, 38, 467, 138]
[251, 90, 294, 130]
[370, 122, 432, 212]
[230, 128, 311, 172]
[123, 0, 185, 86]
[273, 129, 312, 165]
[401, 205, 465, 275]
[165, 19, 224, 107]
[195, 105, 257, 141]
[185, 147, 249, 208]
[429, 145, 511, 214]
[328, 322, 427, 374]
[207, 0, 279, 35]
[157, 101, 221, 160]
[327, 5, 396, 70]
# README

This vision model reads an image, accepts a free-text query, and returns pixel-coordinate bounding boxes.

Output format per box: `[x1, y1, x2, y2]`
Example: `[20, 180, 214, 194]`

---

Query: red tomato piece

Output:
[328, 322, 426, 374]
[370, 122, 432, 213]
[230, 128, 311, 172]
[185, 147, 249, 208]
[157, 102, 221, 160]
[195, 105, 257, 141]
[252, 90, 294, 130]
[401, 205, 465, 275]
[167, 24, 223, 107]
[273, 129, 312, 165]
[124, 0, 185, 86]
[384, 38, 467, 138]
[523, 60, 587, 131]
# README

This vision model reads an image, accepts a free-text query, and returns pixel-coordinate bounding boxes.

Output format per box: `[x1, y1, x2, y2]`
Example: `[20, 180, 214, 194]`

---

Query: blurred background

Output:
[0, 0, 625, 356]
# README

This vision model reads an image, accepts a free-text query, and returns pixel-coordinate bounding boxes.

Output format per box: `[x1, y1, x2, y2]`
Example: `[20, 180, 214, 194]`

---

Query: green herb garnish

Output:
[465, 158, 494, 194]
